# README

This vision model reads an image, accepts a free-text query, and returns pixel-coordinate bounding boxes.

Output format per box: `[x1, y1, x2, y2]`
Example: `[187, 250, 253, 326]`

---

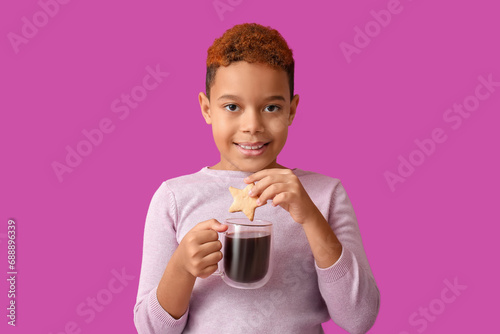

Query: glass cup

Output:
[213, 218, 273, 289]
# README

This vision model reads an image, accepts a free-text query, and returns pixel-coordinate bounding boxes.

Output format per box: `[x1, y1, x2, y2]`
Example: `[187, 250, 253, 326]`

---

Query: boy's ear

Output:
[288, 94, 299, 125]
[199, 92, 212, 124]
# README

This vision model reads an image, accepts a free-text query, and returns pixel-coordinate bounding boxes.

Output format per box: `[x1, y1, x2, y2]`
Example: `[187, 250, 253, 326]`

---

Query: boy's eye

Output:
[265, 105, 281, 112]
[224, 104, 240, 112]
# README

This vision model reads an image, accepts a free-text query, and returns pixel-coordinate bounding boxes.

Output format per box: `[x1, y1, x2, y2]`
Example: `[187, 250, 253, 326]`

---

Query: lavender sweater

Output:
[134, 167, 380, 333]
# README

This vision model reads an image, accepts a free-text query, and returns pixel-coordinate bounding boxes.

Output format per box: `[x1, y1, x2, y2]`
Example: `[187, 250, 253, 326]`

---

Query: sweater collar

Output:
[200, 166, 306, 178]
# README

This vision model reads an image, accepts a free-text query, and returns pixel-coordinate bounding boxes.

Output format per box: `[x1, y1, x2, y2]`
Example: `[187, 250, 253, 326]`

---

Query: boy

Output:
[134, 23, 380, 333]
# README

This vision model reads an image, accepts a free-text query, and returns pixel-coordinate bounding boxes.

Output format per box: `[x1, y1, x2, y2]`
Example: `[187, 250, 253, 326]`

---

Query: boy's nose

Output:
[240, 109, 264, 134]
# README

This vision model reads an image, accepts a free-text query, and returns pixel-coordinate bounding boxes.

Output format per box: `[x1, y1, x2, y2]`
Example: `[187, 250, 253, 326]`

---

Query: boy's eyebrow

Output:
[218, 94, 286, 102]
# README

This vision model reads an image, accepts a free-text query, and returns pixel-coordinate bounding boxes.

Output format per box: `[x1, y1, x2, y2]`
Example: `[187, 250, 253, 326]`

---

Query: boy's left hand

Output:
[245, 168, 320, 225]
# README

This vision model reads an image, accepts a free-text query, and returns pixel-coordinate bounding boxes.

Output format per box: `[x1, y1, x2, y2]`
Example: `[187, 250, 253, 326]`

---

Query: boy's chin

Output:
[237, 160, 279, 172]
[215, 156, 280, 172]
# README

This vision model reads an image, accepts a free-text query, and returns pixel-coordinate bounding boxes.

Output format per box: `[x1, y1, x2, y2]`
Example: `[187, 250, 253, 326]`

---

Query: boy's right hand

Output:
[173, 219, 228, 279]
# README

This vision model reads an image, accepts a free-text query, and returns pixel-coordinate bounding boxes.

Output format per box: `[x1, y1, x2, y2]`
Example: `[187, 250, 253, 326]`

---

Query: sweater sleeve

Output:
[133, 182, 189, 334]
[315, 181, 380, 334]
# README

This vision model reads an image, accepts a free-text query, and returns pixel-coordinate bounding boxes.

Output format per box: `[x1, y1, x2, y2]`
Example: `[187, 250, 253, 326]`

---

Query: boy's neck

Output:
[208, 161, 289, 171]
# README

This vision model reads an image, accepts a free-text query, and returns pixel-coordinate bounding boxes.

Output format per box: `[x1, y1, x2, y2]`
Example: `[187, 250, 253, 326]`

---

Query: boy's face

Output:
[199, 61, 299, 172]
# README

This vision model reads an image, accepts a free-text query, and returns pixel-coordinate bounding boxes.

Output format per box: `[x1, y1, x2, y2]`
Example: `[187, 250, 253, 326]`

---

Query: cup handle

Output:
[211, 231, 224, 277]
[212, 262, 223, 276]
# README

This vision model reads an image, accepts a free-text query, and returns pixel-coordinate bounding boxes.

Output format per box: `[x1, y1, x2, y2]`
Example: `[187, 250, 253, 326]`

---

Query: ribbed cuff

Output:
[315, 246, 353, 283]
[148, 286, 189, 327]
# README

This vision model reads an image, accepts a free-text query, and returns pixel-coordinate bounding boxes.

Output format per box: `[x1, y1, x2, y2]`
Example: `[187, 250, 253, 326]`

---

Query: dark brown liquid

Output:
[224, 232, 271, 283]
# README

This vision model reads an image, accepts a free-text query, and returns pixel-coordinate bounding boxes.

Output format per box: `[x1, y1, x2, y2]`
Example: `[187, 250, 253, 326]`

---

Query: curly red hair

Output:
[205, 23, 294, 100]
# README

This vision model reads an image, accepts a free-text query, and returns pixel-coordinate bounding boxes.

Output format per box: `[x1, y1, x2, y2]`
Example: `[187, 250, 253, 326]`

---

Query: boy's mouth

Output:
[234, 142, 270, 156]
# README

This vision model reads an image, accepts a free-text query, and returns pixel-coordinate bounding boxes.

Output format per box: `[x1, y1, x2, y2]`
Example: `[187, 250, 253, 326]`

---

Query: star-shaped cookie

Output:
[228, 183, 262, 221]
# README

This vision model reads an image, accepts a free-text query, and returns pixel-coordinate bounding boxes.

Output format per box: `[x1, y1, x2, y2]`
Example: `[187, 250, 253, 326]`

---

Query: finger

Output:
[271, 191, 290, 208]
[256, 173, 302, 201]
[191, 219, 221, 232]
[191, 219, 227, 235]
[249, 174, 289, 197]
[245, 168, 290, 183]
[197, 251, 223, 278]
[211, 222, 228, 233]
[192, 229, 221, 245]
[202, 250, 223, 265]
[244, 168, 291, 184]
[257, 183, 289, 206]
[198, 239, 223, 256]
[198, 264, 219, 279]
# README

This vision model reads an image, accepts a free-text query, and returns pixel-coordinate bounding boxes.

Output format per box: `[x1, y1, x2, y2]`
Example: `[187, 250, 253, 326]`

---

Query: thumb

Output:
[211, 221, 228, 232]
[193, 219, 227, 232]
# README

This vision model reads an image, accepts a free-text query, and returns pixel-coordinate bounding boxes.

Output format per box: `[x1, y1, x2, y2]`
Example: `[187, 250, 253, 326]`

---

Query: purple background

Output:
[1, 0, 499, 333]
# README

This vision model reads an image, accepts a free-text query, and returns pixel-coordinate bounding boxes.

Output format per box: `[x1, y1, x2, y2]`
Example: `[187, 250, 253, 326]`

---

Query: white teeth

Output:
[239, 144, 264, 150]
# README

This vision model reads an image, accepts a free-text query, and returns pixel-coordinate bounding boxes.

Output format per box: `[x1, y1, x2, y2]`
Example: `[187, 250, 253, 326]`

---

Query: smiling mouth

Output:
[237, 143, 266, 150]
[234, 142, 270, 155]
[235, 141, 270, 148]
